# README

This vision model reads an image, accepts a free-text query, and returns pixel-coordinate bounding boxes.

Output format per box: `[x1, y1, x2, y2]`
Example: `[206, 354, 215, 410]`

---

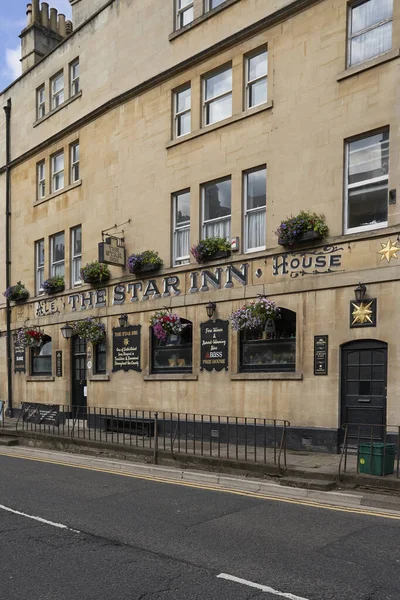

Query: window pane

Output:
[350, 22, 392, 65]
[182, 6, 193, 25]
[246, 209, 266, 250]
[177, 112, 191, 136]
[205, 68, 232, 100]
[249, 78, 267, 107]
[177, 88, 191, 112]
[32, 340, 52, 375]
[38, 240, 44, 266]
[71, 61, 79, 79]
[53, 74, 63, 93]
[348, 182, 388, 229]
[72, 143, 80, 162]
[248, 51, 268, 80]
[176, 192, 190, 225]
[351, 0, 393, 35]
[53, 153, 64, 173]
[210, 0, 225, 8]
[175, 228, 190, 261]
[73, 257, 82, 283]
[179, 0, 192, 7]
[204, 219, 230, 239]
[152, 322, 192, 373]
[246, 169, 266, 210]
[204, 179, 231, 221]
[206, 94, 232, 124]
[73, 227, 82, 254]
[53, 233, 65, 262]
[348, 132, 389, 184]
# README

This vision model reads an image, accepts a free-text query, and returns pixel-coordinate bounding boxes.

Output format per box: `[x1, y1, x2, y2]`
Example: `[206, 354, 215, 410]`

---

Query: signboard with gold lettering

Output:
[112, 325, 141, 372]
[200, 319, 229, 372]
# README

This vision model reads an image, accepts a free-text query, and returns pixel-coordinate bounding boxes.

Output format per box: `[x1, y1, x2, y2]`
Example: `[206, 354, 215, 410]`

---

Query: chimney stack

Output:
[58, 14, 66, 37]
[41, 2, 49, 28]
[26, 3, 33, 26]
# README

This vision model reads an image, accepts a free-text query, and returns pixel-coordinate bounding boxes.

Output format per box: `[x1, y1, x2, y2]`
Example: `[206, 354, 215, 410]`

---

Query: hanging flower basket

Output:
[127, 250, 163, 275]
[276, 211, 328, 246]
[3, 281, 29, 303]
[42, 275, 65, 295]
[80, 261, 111, 284]
[149, 310, 182, 341]
[229, 297, 280, 332]
[16, 327, 46, 348]
[72, 317, 106, 344]
[191, 237, 231, 264]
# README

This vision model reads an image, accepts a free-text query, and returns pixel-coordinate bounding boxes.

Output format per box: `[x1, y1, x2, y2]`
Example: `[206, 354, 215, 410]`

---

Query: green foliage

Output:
[80, 261, 111, 282]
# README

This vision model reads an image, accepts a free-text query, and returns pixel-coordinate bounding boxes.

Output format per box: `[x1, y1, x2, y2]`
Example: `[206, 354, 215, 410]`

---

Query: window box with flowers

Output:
[191, 237, 231, 264]
[127, 250, 163, 275]
[3, 282, 29, 303]
[73, 317, 106, 344]
[149, 310, 192, 373]
[42, 275, 65, 295]
[276, 211, 328, 246]
[80, 261, 111, 284]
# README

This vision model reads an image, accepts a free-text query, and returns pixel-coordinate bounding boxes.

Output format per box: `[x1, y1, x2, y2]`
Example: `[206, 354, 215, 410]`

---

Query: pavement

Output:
[0, 447, 400, 599]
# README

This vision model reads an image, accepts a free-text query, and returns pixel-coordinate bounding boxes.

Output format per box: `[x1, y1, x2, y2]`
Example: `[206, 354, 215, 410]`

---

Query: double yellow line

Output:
[1, 450, 400, 521]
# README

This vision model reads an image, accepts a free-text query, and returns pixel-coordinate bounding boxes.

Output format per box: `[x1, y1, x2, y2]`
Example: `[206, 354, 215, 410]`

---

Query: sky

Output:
[0, 0, 72, 92]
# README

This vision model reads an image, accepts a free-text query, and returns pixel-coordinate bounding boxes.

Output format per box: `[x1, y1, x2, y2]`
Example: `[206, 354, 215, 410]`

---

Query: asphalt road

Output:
[0, 453, 399, 600]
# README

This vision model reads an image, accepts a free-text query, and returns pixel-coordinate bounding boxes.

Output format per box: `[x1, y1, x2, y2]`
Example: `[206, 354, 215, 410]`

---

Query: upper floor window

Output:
[35, 239, 45, 295]
[37, 161, 46, 200]
[151, 319, 193, 374]
[203, 65, 232, 126]
[173, 190, 190, 266]
[37, 85, 45, 119]
[31, 336, 52, 376]
[70, 142, 80, 183]
[244, 166, 266, 252]
[71, 226, 82, 286]
[348, 0, 393, 67]
[176, 0, 194, 28]
[51, 71, 64, 109]
[202, 177, 231, 239]
[70, 59, 80, 96]
[345, 129, 389, 234]
[246, 49, 268, 109]
[205, 0, 226, 11]
[51, 151, 64, 193]
[174, 85, 191, 137]
[50, 232, 65, 277]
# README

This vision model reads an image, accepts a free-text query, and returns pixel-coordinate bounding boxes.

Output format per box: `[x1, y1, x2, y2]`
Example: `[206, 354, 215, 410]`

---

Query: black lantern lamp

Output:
[206, 302, 217, 319]
[61, 323, 73, 340]
[354, 283, 367, 303]
[118, 314, 128, 328]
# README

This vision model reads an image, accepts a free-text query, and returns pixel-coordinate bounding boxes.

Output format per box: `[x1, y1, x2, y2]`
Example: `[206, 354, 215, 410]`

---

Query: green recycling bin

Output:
[358, 442, 396, 476]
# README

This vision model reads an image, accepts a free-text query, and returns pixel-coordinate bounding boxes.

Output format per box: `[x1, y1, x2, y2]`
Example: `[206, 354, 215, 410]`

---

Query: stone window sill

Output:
[144, 374, 198, 381]
[169, 0, 240, 41]
[89, 374, 110, 382]
[34, 180, 82, 206]
[26, 376, 55, 382]
[167, 101, 273, 149]
[33, 91, 82, 127]
[337, 49, 400, 81]
[231, 373, 303, 381]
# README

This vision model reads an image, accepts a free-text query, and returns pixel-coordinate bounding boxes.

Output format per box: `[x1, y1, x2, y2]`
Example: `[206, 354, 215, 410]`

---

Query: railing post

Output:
[153, 412, 158, 465]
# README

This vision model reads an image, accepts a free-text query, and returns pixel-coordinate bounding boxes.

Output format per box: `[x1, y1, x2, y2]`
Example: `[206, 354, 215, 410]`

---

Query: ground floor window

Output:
[31, 337, 52, 375]
[151, 319, 192, 374]
[240, 308, 296, 372]
[95, 341, 106, 374]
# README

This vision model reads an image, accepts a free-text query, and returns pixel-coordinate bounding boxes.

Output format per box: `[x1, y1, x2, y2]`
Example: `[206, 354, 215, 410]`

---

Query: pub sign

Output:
[112, 325, 141, 372]
[200, 319, 229, 372]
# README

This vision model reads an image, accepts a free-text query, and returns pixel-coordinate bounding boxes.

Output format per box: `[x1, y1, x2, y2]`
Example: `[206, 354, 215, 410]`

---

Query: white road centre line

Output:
[217, 573, 309, 599]
[0, 503, 80, 533]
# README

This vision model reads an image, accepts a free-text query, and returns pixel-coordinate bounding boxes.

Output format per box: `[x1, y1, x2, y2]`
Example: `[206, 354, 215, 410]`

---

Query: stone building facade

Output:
[0, 0, 399, 451]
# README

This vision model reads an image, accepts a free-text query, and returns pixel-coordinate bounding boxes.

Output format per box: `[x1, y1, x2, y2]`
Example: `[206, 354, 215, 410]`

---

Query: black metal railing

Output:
[339, 423, 400, 479]
[15, 404, 290, 473]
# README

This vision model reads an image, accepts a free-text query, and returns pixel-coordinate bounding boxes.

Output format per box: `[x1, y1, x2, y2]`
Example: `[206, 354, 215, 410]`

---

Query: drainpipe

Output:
[3, 99, 13, 417]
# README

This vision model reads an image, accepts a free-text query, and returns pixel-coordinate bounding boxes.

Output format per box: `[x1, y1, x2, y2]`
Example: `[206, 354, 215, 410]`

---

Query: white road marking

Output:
[0, 503, 80, 533]
[217, 573, 309, 599]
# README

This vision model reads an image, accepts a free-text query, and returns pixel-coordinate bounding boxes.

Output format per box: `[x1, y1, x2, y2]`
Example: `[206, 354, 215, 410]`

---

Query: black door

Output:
[341, 340, 387, 441]
[72, 335, 87, 417]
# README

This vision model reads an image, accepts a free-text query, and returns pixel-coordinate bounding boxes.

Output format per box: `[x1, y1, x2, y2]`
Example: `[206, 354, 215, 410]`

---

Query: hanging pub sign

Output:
[14, 340, 26, 373]
[112, 325, 141, 372]
[314, 335, 328, 375]
[56, 350, 63, 377]
[98, 236, 126, 267]
[200, 319, 229, 372]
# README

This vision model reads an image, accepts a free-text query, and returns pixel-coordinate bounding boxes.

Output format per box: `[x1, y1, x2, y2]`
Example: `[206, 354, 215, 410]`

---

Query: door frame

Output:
[71, 334, 87, 417]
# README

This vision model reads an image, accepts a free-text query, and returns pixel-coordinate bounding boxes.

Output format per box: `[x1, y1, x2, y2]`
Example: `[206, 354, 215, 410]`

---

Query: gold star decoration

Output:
[123, 338, 129, 346]
[351, 301, 374, 326]
[378, 239, 399, 263]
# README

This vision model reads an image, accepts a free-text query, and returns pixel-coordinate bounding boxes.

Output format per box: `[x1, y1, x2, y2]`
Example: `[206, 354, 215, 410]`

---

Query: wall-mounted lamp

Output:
[354, 283, 367, 303]
[206, 302, 217, 319]
[118, 313, 128, 328]
[61, 323, 73, 340]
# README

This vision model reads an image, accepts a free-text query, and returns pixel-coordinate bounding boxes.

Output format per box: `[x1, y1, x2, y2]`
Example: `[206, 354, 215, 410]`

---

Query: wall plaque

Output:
[314, 335, 328, 375]
[56, 350, 62, 377]
[14, 340, 26, 373]
[112, 325, 141, 372]
[350, 299, 377, 328]
[200, 319, 229, 372]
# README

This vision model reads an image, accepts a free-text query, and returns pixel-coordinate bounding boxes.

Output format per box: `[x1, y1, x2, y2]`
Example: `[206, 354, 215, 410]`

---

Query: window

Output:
[31, 336, 52, 376]
[205, 0, 226, 11]
[203, 66, 232, 126]
[202, 177, 231, 239]
[37, 85, 45, 119]
[348, 0, 393, 67]
[51, 71, 64, 109]
[173, 190, 190, 265]
[71, 226, 82, 286]
[95, 341, 106, 374]
[345, 130, 389, 233]
[35, 239, 45, 295]
[37, 161, 46, 200]
[70, 142, 80, 183]
[50, 232, 65, 277]
[174, 85, 191, 137]
[176, 0, 193, 28]
[246, 49, 268, 109]
[240, 308, 296, 373]
[244, 167, 266, 252]
[70, 59, 80, 96]
[51, 151, 64, 192]
[151, 319, 192, 373]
